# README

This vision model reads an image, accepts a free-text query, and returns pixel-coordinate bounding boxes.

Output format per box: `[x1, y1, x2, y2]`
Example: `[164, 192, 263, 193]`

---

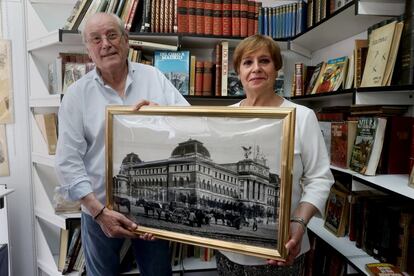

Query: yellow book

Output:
[361, 21, 397, 87]
[35, 113, 58, 155]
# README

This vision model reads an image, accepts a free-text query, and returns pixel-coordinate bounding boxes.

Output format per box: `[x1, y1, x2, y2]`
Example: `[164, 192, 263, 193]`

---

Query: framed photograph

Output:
[106, 106, 296, 261]
[324, 187, 349, 237]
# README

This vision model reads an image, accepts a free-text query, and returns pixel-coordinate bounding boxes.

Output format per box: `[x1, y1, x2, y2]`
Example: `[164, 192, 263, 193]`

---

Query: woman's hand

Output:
[267, 220, 305, 266]
[133, 100, 159, 110]
[95, 208, 154, 240]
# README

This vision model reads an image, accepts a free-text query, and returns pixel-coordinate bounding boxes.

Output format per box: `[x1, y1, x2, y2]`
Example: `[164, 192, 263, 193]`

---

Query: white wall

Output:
[1, 1, 36, 275]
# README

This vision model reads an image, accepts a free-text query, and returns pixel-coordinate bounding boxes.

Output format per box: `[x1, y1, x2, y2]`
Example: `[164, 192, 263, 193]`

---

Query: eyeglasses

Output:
[87, 32, 123, 45]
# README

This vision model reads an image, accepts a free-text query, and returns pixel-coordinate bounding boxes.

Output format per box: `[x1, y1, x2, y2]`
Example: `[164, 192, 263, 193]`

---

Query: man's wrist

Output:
[93, 206, 106, 220]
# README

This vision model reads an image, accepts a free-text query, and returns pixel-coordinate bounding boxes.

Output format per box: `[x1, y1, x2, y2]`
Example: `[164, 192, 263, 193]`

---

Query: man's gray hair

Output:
[82, 13, 127, 43]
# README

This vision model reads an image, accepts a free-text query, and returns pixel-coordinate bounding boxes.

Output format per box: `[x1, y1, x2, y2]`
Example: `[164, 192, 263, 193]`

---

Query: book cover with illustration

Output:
[154, 51, 190, 96]
[349, 117, 387, 176]
[316, 56, 348, 93]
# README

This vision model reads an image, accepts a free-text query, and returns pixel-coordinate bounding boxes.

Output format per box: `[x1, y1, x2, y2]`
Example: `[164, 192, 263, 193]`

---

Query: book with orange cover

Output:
[222, 0, 232, 36]
[188, 0, 197, 34]
[239, 0, 248, 37]
[177, 0, 188, 33]
[204, 0, 214, 35]
[195, 61, 204, 96]
[247, 0, 255, 36]
[212, 0, 222, 36]
[231, 0, 240, 37]
[202, 61, 213, 96]
[195, 0, 204, 35]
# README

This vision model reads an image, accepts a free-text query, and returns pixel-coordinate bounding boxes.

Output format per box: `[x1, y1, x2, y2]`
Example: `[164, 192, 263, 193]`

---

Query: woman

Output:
[216, 34, 334, 275]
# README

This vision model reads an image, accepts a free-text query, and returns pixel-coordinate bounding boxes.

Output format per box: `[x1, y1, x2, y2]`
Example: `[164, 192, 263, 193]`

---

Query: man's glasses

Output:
[87, 32, 123, 45]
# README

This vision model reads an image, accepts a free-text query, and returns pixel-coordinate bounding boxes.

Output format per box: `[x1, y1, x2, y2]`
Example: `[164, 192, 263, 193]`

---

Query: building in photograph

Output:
[114, 139, 280, 220]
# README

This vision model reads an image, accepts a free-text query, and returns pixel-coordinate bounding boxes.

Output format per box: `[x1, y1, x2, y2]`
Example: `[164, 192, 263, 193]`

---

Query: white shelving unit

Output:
[289, 1, 414, 274]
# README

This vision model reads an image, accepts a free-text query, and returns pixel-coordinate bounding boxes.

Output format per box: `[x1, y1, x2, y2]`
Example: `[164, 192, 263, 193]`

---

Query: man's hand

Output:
[95, 207, 155, 240]
[133, 100, 159, 111]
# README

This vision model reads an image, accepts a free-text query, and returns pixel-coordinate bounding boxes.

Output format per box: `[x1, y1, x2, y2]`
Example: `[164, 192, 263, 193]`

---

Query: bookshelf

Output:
[21, 0, 413, 275]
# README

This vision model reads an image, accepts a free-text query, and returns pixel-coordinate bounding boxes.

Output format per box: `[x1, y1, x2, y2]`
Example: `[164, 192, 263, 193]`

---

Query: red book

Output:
[254, 1, 261, 35]
[204, 0, 214, 35]
[188, 0, 197, 34]
[195, 0, 204, 35]
[378, 116, 413, 174]
[195, 61, 204, 96]
[177, 0, 188, 33]
[294, 63, 304, 96]
[202, 61, 213, 96]
[212, 0, 222, 36]
[239, 0, 248, 37]
[247, 0, 255, 36]
[231, 0, 240, 37]
[222, 0, 232, 36]
[330, 121, 358, 169]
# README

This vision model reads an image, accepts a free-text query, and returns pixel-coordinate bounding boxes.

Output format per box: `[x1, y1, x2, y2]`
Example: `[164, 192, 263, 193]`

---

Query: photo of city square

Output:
[110, 114, 284, 250]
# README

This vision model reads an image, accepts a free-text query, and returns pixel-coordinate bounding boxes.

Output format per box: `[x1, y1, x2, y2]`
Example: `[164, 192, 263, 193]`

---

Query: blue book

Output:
[154, 51, 190, 96]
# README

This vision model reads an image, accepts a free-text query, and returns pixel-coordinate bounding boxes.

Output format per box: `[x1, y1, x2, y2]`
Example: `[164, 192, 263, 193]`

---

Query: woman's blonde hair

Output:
[233, 34, 283, 74]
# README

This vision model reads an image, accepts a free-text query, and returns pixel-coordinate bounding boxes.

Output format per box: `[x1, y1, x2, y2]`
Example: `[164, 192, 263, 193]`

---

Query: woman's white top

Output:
[221, 99, 334, 265]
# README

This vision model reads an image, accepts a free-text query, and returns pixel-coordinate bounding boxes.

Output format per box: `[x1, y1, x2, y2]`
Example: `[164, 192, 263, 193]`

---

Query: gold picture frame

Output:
[106, 105, 295, 261]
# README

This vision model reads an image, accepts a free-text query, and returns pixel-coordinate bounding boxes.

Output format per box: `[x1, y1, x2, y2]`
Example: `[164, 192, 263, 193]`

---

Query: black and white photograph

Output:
[106, 106, 295, 260]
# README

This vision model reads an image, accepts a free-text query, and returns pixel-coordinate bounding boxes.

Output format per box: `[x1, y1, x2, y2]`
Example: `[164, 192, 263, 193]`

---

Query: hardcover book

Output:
[354, 39, 368, 88]
[154, 51, 190, 96]
[349, 117, 387, 176]
[324, 187, 349, 237]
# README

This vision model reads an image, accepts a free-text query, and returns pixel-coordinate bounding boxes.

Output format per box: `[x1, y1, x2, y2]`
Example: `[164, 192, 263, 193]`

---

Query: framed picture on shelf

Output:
[324, 187, 349, 237]
[105, 105, 296, 261]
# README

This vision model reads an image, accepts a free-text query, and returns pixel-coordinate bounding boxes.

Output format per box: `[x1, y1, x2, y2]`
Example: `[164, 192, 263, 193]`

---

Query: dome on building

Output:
[171, 139, 211, 159]
[122, 152, 142, 165]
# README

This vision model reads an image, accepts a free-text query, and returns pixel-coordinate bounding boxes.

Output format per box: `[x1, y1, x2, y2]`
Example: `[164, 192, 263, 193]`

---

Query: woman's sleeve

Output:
[299, 109, 334, 217]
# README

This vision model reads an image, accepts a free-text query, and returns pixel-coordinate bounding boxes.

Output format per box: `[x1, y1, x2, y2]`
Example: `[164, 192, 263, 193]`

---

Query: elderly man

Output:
[55, 13, 188, 275]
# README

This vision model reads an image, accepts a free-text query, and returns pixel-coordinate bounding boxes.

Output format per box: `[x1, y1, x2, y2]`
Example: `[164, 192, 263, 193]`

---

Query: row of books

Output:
[58, 220, 85, 274]
[260, 1, 306, 39]
[170, 241, 215, 267]
[306, 0, 352, 30]
[317, 106, 413, 176]
[178, 0, 261, 38]
[323, 182, 414, 274]
[292, 17, 404, 97]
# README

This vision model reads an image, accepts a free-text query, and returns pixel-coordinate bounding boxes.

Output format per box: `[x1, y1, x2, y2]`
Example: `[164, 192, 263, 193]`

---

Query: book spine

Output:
[195, 0, 204, 35]
[168, 0, 174, 33]
[173, 0, 178, 32]
[221, 41, 228, 96]
[215, 43, 222, 96]
[239, 0, 248, 37]
[150, 0, 157, 32]
[204, 0, 214, 35]
[294, 63, 304, 96]
[195, 61, 204, 96]
[247, 0, 255, 36]
[202, 61, 213, 96]
[231, 0, 240, 37]
[222, 0, 232, 36]
[188, 0, 197, 34]
[177, 0, 188, 33]
[254, 2, 261, 35]
[212, 0, 222, 36]
[189, 55, 196, 95]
